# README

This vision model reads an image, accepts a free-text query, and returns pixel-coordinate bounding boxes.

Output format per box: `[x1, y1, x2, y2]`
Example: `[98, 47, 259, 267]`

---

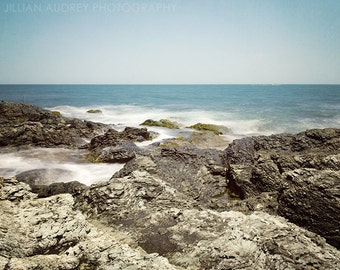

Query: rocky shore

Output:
[0, 101, 339, 269]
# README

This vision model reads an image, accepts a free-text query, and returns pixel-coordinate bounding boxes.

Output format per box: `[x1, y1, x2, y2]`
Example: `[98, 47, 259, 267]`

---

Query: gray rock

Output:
[223, 128, 340, 248]
[0, 102, 107, 148]
[0, 177, 176, 270]
[97, 141, 139, 163]
[15, 169, 87, 198]
[278, 168, 340, 249]
[88, 127, 151, 151]
[72, 173, 340, 269]
[16, 168, 73, 186]
[113, 145, 228, 207]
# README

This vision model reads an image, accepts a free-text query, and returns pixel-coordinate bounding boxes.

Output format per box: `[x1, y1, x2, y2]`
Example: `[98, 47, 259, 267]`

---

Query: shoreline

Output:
[0, 101, 339, 268]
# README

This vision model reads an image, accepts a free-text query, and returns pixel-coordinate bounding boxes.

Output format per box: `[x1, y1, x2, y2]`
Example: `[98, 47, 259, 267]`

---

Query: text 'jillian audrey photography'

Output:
[3, 1, 177, 14]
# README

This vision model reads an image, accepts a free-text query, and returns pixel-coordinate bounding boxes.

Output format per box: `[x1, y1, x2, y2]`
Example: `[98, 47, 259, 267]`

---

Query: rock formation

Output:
[223, 128, 340, 248]
[0, 102, 106, 148]
[0, 102, 339, 269]
[1, 175, 339, 269]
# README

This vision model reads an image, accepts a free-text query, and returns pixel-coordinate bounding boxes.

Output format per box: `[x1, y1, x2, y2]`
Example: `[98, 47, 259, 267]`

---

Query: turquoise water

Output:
[1, 84, 339, 138]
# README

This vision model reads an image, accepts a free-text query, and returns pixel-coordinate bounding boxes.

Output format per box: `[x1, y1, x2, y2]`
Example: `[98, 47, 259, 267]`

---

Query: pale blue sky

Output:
[0, 0, 339, 84]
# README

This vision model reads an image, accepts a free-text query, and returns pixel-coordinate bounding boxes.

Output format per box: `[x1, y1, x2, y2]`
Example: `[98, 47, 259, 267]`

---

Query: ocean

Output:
[1, 84, 339, 185]
[1, 84, 339, 138]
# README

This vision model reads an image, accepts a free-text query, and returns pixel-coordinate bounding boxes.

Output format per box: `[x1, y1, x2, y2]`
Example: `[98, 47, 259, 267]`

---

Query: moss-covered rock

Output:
[140, 119, 180, 129]
[187, 123, 229, 135]
[51, 111, 61, 116]
[87, 109, 102, 114]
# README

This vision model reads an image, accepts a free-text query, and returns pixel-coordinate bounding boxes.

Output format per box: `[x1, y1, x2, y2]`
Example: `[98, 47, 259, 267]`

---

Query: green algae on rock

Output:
[51, 111, 62, 116]
[187, 123, 230, 135]
[87, 109, 102, 114]
[140, 119, 180, 129]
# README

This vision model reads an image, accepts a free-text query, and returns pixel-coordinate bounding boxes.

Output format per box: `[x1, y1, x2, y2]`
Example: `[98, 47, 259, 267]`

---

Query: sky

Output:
[0, 0, 339, 84]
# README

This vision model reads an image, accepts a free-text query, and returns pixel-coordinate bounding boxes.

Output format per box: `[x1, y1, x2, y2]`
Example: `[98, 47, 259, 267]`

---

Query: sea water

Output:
[1, 84, 339, 137]
[1, 84, 339, 185]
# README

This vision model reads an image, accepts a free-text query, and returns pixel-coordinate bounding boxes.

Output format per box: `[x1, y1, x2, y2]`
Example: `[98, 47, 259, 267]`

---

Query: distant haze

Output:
[0, 0, 339, 84]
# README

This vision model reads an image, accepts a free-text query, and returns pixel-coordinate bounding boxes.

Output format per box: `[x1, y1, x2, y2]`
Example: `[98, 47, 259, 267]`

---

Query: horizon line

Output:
[1, 83, 340, 86]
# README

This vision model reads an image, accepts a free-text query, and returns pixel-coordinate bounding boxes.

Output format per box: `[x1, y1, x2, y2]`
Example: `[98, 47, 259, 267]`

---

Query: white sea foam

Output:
[0, 148, 124, 186]
[47, 104, 281, 141]
[47, 103, 339, 144]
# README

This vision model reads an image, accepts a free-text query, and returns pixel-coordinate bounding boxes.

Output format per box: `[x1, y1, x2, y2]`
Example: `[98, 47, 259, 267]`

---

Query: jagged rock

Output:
[76, 170, 196, 220]
[0, 180, 90, 260]
[88, 127, 151, 151]
[86, 127, 151, 162]
[0, 177, 36, 201]
[223, 128, 340, 248]
[1, 103, 340, 268]
[72, 171, 340, 269]
[0, 102, 106, 148]
[166, 210, 340, 269]
[1, 163, 340, 269]
[113, 145, 228, 206]
[278, 168, 340, 249]
[0, 177, 176, 270]
[97, 141, 141, 163]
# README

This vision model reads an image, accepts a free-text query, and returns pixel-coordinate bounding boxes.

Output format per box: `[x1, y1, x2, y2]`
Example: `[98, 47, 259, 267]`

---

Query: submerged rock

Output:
[187, 123, 230, 135]
[16, 168, 73, 186]
[86, 109, 102, 114]
[140, 119, 180, 129]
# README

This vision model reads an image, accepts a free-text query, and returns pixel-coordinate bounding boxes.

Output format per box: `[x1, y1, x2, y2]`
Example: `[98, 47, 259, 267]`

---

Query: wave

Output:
[47, 104, 291, 141]
[0, 148, 124, 185]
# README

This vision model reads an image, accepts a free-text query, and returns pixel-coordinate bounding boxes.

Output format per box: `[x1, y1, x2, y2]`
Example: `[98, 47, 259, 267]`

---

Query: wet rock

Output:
[140, 119, 180, 129]
[32, 181, 87, 198]
[88, 128, 150, 150]
[0, 102, 106, 148]
[86, 109, 102, 114]
[187, 123, 230, 135]
[16, 168, 73, 186]
[86, 128, 150, 163]
[15, 169, 87, 198]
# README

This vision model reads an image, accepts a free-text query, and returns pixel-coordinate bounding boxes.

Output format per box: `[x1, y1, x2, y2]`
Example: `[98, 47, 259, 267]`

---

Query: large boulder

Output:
[278, 168, 340, 249]
[222, 128, 340, 247]
[113, 145, 228, 207]
[86, 127, 151, 162]
[88, 127, 151, 151]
